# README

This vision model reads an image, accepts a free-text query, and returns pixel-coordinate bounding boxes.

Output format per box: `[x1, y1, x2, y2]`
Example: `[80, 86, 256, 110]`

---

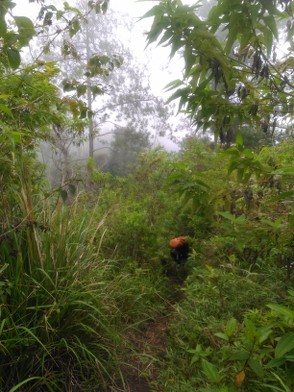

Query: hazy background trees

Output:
[31, 0, 190, 186]
[106, 127, 151, 176]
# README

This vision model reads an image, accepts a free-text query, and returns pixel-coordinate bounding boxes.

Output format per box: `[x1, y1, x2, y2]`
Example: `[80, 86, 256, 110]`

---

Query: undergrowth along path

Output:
[114, 275, 185, 392]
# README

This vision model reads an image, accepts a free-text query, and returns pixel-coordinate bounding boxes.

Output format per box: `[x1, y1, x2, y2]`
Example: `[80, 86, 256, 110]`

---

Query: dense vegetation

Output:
[0, 0, 293, 391]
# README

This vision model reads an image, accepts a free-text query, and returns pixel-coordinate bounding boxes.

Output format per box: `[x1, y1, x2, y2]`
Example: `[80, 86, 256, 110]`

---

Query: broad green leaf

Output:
[257, 326, 273, 344]
[230, 350, 250, 361]
[207, 5, 223, 32]
[157, 28, 173, 46]
[201, 359, 221, 383]
[243, 149, 254, 158]
[0, 0, 14, 12]
[224, 146, 240, 157]
[170, 37, 184, 59]
[239, 30, 253, 53]
[80, 107, 87, 119]
[259, 24, 274, 56]
[10, 131, 25, 143]
[77, 84, 87, 97]
[249, 3, 260, 29]
[91, 85, 104, 96]
[214, 332, 229, 341]
[6, 47, 21, 69]
[184, 45, 195, 75]
[275, 332, 294, 359]
[268, 304, 294, 323]
[266, 357, 288, 368]
[0, 103, 13, 117]
[164, 79, 184, 92]
[225, 318, 237, 337]
[44, 11, 53, 25]
[248, 358, 264, 378]
[236, 133, 243, 147]
[218, 211, 236, 222]
[236, 214, 246, 223]
[227, 160, 238, 176]
[166, 87, 190, 104]
[244, 318, 257, 342]
[146, 15, 167, 45]
[69, 18, 80, 38]
[277, 57, 294, 73]
[14, 16, 35, 45]
[263, 15, 278, 39]
[225, 13, 239, 54]
[63, 2, 81, 14]
[4, 32, 18, 46]
[261, 217, 285, 229]
[274, 167, 294, 176]
[142, 4, 163, 19]
[0, 15, 7, 36]
[259, 0, 282, 16]
[56, 10, 64, 20]
[237, 167, 245, 182]
[62, 80, 75, 92]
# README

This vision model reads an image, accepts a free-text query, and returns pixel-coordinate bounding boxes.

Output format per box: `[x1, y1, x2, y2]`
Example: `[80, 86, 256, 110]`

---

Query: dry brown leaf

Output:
[235, 370, 245, 388]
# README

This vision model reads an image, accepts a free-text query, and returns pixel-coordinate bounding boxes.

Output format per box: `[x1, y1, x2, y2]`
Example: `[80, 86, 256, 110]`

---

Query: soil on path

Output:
[112, 275, 185, 392]
[123, 315, 170, 392]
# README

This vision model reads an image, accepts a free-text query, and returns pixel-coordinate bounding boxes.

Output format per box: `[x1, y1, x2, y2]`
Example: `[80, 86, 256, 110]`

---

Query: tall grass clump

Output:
[0, 167, 166, 391]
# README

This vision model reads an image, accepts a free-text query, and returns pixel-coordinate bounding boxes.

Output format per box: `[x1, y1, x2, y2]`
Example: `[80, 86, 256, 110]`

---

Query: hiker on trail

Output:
[169, 236, 189, 264]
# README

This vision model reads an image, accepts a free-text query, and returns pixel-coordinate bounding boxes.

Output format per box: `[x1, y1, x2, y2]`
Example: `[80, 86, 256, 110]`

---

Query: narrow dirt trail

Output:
[124, 314, 170, 392]
[115, 277, 185, 392]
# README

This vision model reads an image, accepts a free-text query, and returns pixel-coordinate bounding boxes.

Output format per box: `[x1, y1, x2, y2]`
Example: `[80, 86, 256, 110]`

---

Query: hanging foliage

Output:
[144, 0, 294, 141]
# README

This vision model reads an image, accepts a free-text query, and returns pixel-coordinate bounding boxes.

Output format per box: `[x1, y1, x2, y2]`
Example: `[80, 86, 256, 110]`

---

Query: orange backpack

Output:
[169, 236, 187, 249]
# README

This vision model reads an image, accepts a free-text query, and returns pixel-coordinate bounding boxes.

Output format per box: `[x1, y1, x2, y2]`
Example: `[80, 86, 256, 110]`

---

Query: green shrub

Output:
[0, 187, 167, 391]
[155, 265, 293, 391]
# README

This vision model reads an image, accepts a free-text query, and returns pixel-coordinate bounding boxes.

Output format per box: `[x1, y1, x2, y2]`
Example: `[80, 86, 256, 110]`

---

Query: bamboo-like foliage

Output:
[0, 159, 165, 391]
